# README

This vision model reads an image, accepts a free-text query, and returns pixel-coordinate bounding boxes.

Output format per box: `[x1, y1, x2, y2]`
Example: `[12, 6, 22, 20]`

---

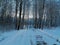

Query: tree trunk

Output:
[34, 0, 37, 28]
[22, 0, 26, 29]
[15, 0, 19, 30]
[18, 0, 22, 30]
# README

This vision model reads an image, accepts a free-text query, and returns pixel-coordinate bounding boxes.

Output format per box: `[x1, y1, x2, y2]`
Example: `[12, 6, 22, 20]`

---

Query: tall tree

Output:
[48, 0, 57, 27]
[18, 0, 23, 29]
[15, 0, 19, 29]
[38, 0, 45, 29]
[34, 0, 37, 28]
[22, 0, 26, 29]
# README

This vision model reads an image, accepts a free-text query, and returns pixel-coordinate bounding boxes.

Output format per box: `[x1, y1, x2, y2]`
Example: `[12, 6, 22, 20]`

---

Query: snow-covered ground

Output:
[0, 27, 60, 45]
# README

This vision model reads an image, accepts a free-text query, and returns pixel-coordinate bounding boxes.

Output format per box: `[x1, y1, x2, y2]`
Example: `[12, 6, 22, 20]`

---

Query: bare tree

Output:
[34, 0, 38, 28]
[15, 0, 19, 29]
[22, 0, 26, 29]
[18, 0, 23, 29]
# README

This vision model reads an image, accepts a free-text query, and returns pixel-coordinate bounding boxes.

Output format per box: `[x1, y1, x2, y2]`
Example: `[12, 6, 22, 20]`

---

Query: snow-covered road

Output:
[0, 28, 60, 45]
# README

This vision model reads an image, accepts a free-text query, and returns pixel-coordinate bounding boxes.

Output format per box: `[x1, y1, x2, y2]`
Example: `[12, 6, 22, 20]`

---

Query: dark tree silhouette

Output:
[18, 0, 23, 30]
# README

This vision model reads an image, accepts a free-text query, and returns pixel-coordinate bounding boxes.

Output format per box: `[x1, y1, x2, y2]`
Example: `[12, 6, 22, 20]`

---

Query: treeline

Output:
[33, 0, 60, 29]
[0, 0, 15, 24]
[0, 0, 60, 30]
[24, 0, 60, 29]
[0, 0, 15, 31]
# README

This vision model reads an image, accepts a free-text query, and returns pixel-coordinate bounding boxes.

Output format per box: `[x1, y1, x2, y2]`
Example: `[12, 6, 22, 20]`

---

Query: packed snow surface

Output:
[0, 27, 60, 45]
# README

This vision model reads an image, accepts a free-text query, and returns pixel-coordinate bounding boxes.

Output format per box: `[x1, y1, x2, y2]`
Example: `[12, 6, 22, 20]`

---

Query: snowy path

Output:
[0, 29, 38, 45]
[0, 30, 29, 45]
[0, 28, 60, 45]
[0, 29, 35, 45]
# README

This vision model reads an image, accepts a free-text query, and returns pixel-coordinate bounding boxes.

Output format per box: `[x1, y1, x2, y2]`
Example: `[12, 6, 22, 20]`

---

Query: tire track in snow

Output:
[0, 30, 27, 45]
[29, 29, 37, 45]
[37, 29, 60, 43]
[20, 30, 30, 45]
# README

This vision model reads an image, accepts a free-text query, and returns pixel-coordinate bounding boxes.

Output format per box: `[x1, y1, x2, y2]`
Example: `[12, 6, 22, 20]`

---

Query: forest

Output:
[0, 0, 60, 30]
[0, 0, 60, 45]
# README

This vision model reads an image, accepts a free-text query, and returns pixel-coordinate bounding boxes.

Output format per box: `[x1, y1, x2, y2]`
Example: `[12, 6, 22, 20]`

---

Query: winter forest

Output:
[0, 0, 60, 45]
[0, 0, 60, 30]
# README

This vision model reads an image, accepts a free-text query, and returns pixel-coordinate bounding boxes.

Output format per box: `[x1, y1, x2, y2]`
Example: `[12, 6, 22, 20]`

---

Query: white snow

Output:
[0, 27, 60, 45]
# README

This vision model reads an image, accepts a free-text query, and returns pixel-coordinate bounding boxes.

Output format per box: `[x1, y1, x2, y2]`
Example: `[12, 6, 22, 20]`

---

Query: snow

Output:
[0, 27, 60, 45]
